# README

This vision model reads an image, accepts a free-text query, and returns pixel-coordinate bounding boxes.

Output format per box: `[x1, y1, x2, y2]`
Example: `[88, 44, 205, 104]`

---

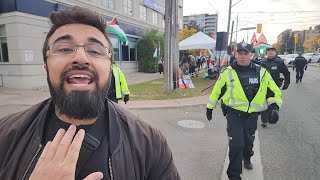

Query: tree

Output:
[137, 29, 164, 73]
[272, 42, 281, 53]
[303, 36, 318, 53]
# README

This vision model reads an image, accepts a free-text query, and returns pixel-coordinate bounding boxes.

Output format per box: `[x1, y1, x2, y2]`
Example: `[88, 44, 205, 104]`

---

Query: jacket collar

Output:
[36, 99, 121, 156]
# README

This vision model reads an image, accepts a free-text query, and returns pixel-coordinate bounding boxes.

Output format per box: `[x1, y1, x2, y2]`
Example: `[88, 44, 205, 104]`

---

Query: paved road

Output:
[258, 65, 320, 180]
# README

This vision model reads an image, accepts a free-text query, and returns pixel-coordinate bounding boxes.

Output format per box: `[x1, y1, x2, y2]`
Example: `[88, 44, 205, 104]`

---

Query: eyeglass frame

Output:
[46, 42, 112, 59]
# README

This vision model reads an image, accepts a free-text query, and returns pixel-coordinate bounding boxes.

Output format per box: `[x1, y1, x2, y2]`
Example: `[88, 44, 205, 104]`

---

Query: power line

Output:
[233, 10, 319, 14]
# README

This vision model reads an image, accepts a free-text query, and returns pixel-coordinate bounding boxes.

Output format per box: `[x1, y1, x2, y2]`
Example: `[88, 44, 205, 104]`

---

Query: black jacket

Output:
[0, 99, 180, 180]
[261, 56, 290, 87]
[293, 55, 308, 70]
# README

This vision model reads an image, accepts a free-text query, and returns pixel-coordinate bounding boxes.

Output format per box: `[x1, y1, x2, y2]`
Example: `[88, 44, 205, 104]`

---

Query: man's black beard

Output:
[47, 66, 108, 120]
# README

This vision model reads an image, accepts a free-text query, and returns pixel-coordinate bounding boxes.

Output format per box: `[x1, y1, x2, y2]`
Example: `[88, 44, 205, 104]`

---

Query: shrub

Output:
[137, 29, 164, 73]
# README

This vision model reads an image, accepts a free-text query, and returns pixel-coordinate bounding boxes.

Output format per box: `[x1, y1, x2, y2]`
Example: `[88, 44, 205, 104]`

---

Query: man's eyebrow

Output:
[88, 37, 106, 47]
[52, 35, 73, 43]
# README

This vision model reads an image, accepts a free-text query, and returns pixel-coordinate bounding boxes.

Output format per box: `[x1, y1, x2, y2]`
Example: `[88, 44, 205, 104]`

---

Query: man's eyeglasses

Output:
[47, 42, 112, 59]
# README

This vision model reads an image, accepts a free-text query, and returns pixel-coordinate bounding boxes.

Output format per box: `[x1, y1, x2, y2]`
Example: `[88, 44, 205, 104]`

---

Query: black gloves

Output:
[124, 95, 129, 104]
[282, 83, 289, 90]
[268, 104, 279, 124]
[305, 66, 307, 70]
[206, 108, 213, 121]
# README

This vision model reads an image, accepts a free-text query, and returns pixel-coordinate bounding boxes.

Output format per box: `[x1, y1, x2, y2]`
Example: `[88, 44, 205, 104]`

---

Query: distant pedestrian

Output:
[293, 53, 308, 83]
[158, 57, 164, 74]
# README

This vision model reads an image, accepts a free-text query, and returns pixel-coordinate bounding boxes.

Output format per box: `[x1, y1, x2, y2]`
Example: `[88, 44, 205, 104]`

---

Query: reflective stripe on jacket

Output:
[112, 64, 130, 99]
[207, 65, 282, 113]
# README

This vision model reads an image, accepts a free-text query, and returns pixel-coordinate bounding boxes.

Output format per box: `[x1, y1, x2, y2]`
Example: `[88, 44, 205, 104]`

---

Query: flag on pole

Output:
[257, 33, 267, 43]
[106, 18, 128, 43]
[250, 32, 257, 44]
[153, 48, 158, 58]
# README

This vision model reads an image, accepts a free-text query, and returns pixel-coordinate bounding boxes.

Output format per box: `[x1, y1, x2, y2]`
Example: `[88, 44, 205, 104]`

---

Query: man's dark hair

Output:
[42, 6, 113, 63]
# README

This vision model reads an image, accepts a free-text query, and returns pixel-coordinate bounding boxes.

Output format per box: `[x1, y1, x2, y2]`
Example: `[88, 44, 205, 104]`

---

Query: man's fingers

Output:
[64, 129, 85, 164]
[46, 129, 66, 160]
[54, 125, 77, 161]
[83, 172, 103, 180]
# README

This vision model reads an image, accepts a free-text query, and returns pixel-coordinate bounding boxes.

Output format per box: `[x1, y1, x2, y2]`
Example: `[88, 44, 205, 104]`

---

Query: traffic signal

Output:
[294, 35, 298, 44]
[257, 23, 262, 33]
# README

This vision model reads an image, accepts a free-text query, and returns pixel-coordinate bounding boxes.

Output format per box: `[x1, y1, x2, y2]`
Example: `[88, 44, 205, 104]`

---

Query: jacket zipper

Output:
[21, 144, 43, 180]
[109, 158, 114, 180]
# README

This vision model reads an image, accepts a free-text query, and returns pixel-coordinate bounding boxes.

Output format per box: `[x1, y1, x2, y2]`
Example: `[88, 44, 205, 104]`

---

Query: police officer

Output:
[206, 42, 282, 180]
[260, 46, 290, 127]
[107, 63, 130, 103]
[293, 53, 308, 83]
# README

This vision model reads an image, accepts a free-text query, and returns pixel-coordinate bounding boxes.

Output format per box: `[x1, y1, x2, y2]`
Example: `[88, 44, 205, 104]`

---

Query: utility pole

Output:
[227, 0, 232, 44]
[235, 14, 239, 44]
[164, 0, 179, 92]
[229, 20, 234, 47]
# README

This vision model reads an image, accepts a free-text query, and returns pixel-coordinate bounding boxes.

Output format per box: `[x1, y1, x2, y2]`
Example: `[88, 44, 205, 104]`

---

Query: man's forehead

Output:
[237, 50, 250, 54]
[49, 24, 107, 44]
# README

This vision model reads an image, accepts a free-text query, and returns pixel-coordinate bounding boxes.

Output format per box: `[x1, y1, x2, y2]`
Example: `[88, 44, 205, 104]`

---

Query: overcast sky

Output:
[183, 0, 320, 44]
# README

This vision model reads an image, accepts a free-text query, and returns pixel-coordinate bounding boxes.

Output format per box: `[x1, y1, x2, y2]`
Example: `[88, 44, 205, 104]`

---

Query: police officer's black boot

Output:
[243, 159, 253, 170]
[296, 78, 299, 83]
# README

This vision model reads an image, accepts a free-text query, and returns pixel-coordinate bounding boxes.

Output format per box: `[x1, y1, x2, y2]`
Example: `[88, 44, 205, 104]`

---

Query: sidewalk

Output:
[0, 72, 209, 108]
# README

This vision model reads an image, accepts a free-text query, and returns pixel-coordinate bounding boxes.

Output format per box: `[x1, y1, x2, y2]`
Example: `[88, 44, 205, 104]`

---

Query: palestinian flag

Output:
[257, 32, 267, 43]
[250, 32, 257, 44]
[106, 18, 128, 43]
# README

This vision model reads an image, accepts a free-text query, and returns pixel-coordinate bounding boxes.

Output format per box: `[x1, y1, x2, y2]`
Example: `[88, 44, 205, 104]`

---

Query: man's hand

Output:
[293, 67, 295, 71]
[206, 108, 213, 121]
[29, 125, 103, 180]
[282, 83, 289, 90]
[305, 66, 307, 70]
[268, 104, 279, 124]
[124, 95, 129, 104]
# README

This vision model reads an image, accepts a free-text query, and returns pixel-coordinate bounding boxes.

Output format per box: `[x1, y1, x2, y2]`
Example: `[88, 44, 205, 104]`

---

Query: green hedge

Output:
[137, 29, 163, 73]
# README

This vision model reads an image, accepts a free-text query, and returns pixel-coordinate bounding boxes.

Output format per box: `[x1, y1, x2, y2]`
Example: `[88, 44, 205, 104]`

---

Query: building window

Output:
[140, 5, 146, 21]
[152, 11, 158, 26]
[123, 0, 133, 16]
[0, 25, 8, 62]
[102, 0, 114, 9]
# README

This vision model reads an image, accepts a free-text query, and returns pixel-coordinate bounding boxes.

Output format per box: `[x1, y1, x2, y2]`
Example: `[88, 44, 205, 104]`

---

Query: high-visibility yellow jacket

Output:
[112, 64, 130, 99]
[207, 65, 282, 113]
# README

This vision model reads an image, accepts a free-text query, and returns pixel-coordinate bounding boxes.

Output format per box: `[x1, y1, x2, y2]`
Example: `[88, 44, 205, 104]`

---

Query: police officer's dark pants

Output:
[296, 68, 304, 81]
[226, 110, 258, 180]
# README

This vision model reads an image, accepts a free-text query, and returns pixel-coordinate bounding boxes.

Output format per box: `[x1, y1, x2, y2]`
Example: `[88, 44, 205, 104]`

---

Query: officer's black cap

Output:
[266, 46, 276, 51]
[237, 42, 253, 53]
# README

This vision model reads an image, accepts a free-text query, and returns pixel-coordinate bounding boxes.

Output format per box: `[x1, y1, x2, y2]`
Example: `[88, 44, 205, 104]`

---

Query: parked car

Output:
[278, 54, 286, 60]
[303, 53, 320, 63]
[284, 54, 299, 66]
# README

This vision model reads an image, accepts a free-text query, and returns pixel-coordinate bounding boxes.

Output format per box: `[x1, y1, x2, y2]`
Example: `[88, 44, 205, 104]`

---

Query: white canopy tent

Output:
[179, 31, 216, 50]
